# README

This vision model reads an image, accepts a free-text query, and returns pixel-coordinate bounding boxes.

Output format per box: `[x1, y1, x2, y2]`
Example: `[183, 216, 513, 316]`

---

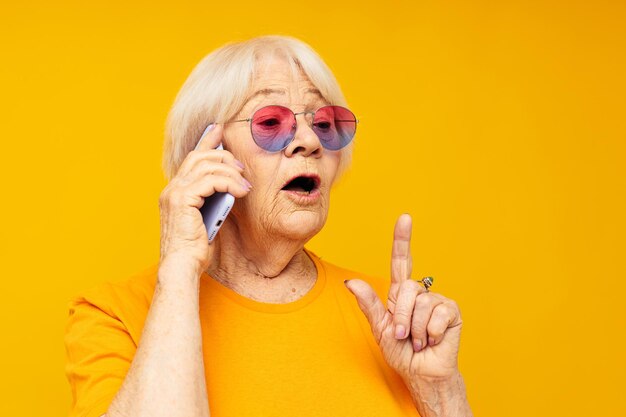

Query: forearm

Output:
[106, 259, 210, 417]
[405, 372, 472, 417]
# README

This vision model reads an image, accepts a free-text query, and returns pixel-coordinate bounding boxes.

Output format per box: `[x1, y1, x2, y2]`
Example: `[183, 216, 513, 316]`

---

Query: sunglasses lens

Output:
[250, 106, 295, 152]
[312, 106, 357, 150]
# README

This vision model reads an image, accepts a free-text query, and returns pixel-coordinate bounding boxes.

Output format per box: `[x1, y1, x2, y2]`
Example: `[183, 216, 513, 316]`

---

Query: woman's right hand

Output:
[158, 124, 251, 276]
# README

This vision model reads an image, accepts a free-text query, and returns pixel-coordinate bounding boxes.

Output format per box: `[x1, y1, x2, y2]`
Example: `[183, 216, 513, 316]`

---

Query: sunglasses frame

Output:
[224, 104, 358, 153]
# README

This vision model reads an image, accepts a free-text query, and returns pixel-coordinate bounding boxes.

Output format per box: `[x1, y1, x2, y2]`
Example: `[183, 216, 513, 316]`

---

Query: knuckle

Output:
[394, 294, 412, 309]
[215, 149, 233, 162]
[448, 300, 460, 314]
[435, 302, 452, 315]
[441, 303, 458, 321]
[197, 159, 215, 173]
[168, 188, 185, 203]
[212, 176, 227, 187]
[403, 279, 421, 292]
[427, 326, 444, 339]
[220, 149, 234, 158]
[185, 150, 202, 164]
[226, 176, 242, 187]
[227, 166, 241, 179]
[422, 291, 435, 301]
[393, 310, 411, 322]
[410, 317, 427, 334]
[414, 293, 432, 309]
[428, 315, 449, 334]
[427, 315, 445, 332]
[159, 186, 175, 205]
[198, 157, 236, 178]
[364, 290, 379, 308]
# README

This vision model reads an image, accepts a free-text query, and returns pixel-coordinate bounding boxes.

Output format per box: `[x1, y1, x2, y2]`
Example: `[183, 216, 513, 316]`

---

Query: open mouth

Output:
[281, 175, 321, 194]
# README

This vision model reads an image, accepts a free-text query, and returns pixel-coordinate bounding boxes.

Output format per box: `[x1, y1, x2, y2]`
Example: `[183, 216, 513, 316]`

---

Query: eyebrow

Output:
[246, 87, 324, 102]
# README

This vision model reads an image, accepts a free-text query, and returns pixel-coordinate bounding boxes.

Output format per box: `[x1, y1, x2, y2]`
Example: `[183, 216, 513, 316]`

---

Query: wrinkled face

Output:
[222, 56, 342, 242]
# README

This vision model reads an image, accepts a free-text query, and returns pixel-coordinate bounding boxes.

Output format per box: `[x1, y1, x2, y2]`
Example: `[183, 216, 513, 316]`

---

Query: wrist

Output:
[405, 372, 472, 417]
[158, 255, 205, 288]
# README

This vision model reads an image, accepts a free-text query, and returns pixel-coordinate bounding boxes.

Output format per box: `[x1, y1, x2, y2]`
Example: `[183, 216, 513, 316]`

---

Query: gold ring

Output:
[416, 276, 434, 291]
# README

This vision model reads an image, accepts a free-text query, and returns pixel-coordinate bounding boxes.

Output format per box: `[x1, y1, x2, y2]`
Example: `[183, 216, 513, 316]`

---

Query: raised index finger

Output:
[391, 213, 413, 284]
[195, 123, 224, 151]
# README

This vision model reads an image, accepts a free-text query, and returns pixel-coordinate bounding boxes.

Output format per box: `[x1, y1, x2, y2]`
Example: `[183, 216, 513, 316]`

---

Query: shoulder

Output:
[307, 249, 389, 301]
[64, 268, 158, 417]
[67, 264, 158, 343]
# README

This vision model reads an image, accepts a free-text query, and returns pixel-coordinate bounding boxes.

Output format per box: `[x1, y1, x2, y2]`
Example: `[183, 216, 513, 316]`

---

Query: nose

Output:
[284, 112, 322, 158]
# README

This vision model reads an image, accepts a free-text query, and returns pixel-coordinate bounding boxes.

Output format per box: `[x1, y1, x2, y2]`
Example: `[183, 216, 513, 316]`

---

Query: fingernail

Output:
[234, 159, 245, 169]
[395, 325, 406, 339]
[242, 179, 252, 190]
[428, 336, 435, 346]
[413, 340, 423, 352]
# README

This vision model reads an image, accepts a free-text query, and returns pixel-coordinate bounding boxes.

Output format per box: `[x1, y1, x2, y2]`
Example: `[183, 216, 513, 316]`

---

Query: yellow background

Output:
[1, 1, 625, 416]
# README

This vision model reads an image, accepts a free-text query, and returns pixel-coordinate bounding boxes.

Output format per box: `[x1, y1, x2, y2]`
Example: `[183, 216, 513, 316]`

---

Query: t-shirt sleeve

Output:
[64, 297, 137, 417]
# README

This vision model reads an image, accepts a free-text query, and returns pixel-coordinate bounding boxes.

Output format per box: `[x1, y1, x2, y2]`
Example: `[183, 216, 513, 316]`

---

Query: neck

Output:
[206, 219, 317, 303]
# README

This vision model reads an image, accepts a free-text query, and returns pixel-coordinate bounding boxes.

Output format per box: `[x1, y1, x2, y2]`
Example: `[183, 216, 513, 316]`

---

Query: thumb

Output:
[344, 279, 387, 340]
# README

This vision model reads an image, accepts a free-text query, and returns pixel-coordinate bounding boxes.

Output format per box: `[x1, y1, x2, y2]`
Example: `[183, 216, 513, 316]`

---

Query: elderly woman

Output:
[65, 36, 472, 417]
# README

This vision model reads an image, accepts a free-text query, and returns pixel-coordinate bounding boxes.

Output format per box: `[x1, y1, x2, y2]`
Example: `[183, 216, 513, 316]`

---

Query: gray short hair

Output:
[163, 35, 353, 180]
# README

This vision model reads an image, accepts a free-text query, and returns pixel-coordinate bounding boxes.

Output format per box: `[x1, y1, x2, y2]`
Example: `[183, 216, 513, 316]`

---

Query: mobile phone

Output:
[195, 124, 235, 242]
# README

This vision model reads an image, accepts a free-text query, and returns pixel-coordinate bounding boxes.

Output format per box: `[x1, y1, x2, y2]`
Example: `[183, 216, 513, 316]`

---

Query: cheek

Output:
[247, 161, 281, 193]
[239, 157, 285, 215]
[223, 123, 259, 159]
[224, 133, 273, 187]
[323, 153, 342, 186]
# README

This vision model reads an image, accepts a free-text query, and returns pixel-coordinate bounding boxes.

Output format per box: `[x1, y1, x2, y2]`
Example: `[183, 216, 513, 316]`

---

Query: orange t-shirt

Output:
[64, 250, 419, 417]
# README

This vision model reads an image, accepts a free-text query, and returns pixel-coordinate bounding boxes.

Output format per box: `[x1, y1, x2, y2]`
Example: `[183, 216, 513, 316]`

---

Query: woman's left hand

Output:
[345, 214, 463, 384]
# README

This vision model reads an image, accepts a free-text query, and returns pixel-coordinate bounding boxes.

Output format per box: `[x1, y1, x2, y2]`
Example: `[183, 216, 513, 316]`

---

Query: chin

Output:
[276, 209, 327, 241]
